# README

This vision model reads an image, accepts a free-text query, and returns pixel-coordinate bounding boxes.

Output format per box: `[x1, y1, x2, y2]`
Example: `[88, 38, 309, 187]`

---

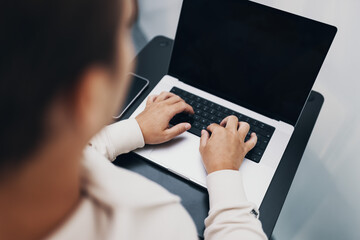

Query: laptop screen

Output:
[168, 0, 337, 126]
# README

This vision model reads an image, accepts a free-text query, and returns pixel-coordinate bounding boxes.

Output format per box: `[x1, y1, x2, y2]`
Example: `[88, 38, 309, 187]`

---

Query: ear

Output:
[72, 66, 113, 137]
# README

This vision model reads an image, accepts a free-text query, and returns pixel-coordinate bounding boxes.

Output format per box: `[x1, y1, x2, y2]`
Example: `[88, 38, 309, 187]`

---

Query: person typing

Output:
[0, 0, 267, 239]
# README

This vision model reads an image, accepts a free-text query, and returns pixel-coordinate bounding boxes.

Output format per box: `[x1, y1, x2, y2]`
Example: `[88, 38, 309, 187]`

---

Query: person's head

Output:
[0, 0, 136, 172]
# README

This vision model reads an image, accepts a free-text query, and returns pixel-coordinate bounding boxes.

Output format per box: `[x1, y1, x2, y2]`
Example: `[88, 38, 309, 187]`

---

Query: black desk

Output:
[113, 36, 324, 239]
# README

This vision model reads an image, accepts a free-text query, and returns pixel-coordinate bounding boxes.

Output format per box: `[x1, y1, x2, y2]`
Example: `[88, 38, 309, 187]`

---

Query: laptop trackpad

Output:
[148, 132, 208, 186]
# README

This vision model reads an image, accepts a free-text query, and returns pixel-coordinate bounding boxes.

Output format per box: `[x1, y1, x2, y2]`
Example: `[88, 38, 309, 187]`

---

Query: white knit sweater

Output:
[46, 119, 267, 240]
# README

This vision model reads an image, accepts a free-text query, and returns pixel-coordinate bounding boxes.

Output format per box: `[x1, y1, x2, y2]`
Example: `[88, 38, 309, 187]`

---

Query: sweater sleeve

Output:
[89, 118, 145, 161]
[204, 170, 268, 240]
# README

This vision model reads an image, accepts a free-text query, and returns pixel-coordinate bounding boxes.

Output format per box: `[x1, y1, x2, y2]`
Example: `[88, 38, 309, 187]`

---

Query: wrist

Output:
[135, 117, 148, 144]
[206, 164, 239, 174]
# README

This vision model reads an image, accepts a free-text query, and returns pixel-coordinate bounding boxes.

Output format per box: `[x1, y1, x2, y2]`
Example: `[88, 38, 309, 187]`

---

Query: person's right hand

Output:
[135, 91, 194, 145]
[199, 115, 257, 174]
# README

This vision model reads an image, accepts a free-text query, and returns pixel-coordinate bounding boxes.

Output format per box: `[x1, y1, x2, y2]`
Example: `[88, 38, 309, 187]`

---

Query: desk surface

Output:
[113, 36, 324, 239]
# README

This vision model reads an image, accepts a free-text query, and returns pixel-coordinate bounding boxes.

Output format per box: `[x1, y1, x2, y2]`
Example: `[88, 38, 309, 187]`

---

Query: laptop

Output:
[130, 0, 337, 207]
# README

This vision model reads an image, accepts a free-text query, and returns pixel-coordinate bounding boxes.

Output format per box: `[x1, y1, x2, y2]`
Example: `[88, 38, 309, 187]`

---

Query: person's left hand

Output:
[135, 91, 194, 144]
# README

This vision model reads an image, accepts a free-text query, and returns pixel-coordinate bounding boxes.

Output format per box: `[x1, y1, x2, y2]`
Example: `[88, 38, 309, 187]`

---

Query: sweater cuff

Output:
[105, 118, 145, 159]
[206, 170, 248, 209]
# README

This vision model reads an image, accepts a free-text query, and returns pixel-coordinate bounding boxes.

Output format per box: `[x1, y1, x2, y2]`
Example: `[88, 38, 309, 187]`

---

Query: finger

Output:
[199, 130, 209, 151]
[154, 91, 176, 102]
[224, 115, 239, 131]
[220, 116, 230, 127]
[238, 121, 250, 139]
[206, 123, 222, 133]
[146, 95, 157, 106]
[168, 101, 194, 116]
[164, 122, 191, 141]
[245, 132, 258, 152]
[220, 115, 239, 128]
[164, 95, 184, 105]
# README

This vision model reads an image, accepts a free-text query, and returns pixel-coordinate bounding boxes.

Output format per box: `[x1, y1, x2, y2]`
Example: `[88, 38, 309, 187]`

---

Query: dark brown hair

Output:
[0, 0, 121, 168]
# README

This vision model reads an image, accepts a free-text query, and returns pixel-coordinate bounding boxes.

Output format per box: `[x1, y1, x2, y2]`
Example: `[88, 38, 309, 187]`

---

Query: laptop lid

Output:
[168, 0, 337, 126]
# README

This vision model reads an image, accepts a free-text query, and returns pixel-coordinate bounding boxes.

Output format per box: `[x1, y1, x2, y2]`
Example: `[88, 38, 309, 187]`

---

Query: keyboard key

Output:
[215, 118, 222, 124]
[249, 148, 263, 157]
[248, 154, 261, 163]
[259, 123, 274, 132]
[258, 138, 269, 146]
[201, 99, 208, 105]
[170, 88, 179, 94]
[258, 142, 268, 150]
[202, 112, 209, 118]
[193, 122, 201, 129]
[254, 128, 268, 137]
[189, 127, 202, 136]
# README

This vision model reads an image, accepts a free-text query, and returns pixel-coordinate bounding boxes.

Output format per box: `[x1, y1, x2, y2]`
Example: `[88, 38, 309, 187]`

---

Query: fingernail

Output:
[185, 123, 191, 130]
[201, 130, 205, 135]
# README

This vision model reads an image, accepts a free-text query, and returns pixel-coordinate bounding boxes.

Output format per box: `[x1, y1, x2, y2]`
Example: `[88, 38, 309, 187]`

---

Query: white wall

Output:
[137, 0, 182, 39]
[137, 0, 360, 239]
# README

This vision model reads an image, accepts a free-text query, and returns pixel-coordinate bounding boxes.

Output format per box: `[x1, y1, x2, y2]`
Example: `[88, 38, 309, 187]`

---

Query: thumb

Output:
[200, 130, 209, 150]
[164, 122, 191, 140]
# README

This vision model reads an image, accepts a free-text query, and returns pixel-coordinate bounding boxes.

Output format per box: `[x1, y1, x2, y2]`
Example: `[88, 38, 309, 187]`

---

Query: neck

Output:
[0, 139, 84, 240]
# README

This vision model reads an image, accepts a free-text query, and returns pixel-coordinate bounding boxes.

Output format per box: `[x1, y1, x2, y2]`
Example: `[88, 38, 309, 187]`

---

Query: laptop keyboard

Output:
[169, 87, 275, 163]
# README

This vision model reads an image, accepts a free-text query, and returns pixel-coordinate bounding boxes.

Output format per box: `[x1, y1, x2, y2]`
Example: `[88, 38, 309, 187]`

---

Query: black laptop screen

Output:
[168, 0, 337, 126]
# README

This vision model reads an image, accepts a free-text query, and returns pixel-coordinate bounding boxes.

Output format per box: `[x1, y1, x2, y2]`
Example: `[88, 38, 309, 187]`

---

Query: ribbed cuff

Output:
[105, 118, 145, 158]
